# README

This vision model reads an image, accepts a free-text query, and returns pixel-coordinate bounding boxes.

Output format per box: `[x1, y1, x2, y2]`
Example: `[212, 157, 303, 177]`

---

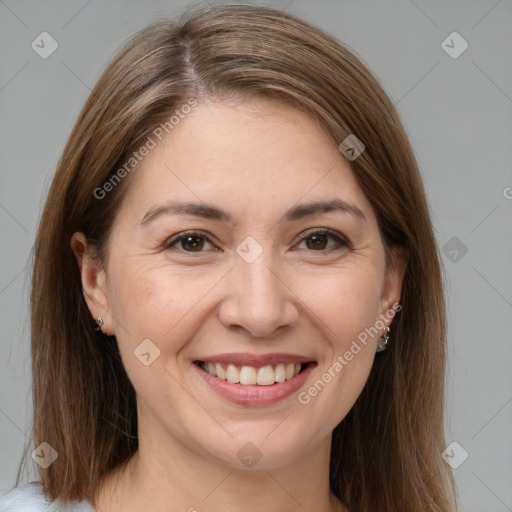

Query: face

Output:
[73, 96, 405, 470]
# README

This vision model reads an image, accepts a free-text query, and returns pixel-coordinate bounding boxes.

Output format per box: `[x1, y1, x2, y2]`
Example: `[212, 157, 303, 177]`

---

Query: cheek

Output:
[107, 257, 221, 363]
[297, 263, 383, 343]
[297, 265, 381, 381]
[293, 271, 381, 420]
[105, 259, 200, 398]
[108, 257, 191, 331]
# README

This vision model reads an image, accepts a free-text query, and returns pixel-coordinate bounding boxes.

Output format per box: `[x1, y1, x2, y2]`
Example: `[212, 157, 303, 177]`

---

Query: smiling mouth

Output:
[193, 360, 314, 386]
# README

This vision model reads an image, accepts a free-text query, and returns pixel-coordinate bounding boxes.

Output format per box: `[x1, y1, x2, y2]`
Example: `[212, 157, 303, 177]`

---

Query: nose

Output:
[218, 250, 300, 338]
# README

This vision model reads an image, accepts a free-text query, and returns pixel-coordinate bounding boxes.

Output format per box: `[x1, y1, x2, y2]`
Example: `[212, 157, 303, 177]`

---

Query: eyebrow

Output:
[140, 198, 367, 225]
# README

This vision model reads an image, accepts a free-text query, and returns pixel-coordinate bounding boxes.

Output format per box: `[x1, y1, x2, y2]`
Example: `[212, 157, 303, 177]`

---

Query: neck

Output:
[93, 421, 346, 512]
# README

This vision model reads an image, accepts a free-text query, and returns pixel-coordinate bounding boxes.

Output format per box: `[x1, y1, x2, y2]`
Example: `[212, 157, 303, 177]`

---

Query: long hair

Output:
[17, 4, 457, 510]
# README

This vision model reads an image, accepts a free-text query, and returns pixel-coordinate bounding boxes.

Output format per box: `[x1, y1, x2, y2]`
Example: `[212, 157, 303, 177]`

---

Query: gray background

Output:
[1, 1, 511, 510]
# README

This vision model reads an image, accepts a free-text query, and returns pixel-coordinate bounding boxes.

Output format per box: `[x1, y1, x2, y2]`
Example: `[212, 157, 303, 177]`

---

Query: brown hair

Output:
[16, 3, 457, 510]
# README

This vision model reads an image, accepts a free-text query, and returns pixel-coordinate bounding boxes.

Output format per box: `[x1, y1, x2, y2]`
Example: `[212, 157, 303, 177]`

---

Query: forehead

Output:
[116, 96, 377, 227]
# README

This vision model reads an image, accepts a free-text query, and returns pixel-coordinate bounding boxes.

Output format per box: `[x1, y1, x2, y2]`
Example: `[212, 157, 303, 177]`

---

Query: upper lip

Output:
[194, 352, 315, 367]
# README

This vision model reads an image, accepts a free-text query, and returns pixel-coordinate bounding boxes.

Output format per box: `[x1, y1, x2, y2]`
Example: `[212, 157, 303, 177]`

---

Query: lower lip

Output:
[193, 362, 317, 407]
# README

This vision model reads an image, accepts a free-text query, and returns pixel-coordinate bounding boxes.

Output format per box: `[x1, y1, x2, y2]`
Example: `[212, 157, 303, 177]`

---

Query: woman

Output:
[0, 3, 458, 511]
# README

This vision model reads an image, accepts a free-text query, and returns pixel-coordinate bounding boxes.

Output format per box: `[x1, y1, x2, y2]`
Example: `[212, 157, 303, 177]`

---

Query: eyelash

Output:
[162, 228, 351, 254]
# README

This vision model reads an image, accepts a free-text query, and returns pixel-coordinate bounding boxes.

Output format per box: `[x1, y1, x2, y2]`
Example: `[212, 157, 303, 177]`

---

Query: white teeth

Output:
[240, 366, 257, 385]
[274, 363, 286, 383]
[200, 361, 304, 385]
[207, 362, 216, 376]
[226, 364, 240, 383]
[257, 365, 276, 386]
[215, 363, 226, 380]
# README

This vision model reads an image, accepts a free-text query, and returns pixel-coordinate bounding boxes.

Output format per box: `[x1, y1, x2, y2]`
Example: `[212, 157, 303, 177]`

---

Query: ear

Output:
[70, 232, 115, 335]
[379, 245, 407, 329]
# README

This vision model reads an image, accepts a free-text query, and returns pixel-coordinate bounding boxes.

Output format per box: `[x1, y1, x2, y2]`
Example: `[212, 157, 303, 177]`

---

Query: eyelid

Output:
[162, 230, 217, 251]
[163, 228, 351, 253]
[294, 227, 351, 250]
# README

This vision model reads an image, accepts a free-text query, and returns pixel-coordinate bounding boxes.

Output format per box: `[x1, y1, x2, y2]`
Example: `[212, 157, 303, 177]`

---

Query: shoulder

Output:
[0, 482, 96, 512]
[0, 483, 49, 511]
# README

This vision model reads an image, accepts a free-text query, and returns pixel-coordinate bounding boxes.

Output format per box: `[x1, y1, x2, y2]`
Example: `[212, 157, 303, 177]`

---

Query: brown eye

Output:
[305, 233, 329, 250]
[164, 231, 215, 253]
[180, 235, 205, 251]
[297, 229, 350, 252]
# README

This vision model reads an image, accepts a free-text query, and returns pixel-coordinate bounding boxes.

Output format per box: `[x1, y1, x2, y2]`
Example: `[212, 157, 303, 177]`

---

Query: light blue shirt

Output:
[0, 482, 96, 511]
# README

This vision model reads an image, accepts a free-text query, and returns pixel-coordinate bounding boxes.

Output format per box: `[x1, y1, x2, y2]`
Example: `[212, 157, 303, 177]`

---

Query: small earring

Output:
[95, 317, 104, 332]
[376, 325, 390, 352]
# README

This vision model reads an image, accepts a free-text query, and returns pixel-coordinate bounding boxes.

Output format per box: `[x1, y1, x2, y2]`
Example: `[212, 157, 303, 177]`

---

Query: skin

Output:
[72, 96, 406, 512]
